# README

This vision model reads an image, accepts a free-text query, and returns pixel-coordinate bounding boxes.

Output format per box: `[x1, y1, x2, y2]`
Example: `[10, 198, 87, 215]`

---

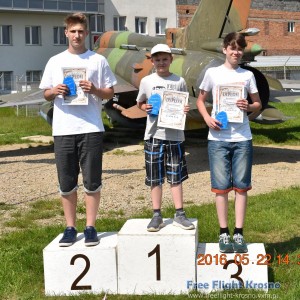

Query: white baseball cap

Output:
[151, 44, 171, 55]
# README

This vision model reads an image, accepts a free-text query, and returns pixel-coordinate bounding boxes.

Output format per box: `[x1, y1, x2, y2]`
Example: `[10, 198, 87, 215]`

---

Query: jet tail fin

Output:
[171, 0, 251, 51]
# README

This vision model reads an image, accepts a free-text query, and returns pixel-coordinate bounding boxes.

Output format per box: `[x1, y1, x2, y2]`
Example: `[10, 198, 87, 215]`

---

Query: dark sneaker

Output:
[84, 226, 99, 246]
[233, 233, 248, 253]
[219, 233, 234, 253]
[59, 227, 77, 247]
[173, 211, 195, 230]
[147, 212, 163, 232]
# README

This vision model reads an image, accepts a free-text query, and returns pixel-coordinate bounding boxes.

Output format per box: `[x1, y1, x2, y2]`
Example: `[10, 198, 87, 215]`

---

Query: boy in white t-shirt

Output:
[39, 13, 116, 247]
[136, 44, 194, 232]
[197, 32, 262, 253]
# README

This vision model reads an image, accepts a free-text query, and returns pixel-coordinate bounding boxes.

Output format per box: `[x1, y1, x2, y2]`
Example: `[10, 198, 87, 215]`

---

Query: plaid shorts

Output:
[144, 138, 188, 186]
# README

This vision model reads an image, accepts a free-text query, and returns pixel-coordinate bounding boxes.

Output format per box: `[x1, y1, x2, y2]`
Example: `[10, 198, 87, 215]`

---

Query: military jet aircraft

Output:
[90, 0, 286, 130]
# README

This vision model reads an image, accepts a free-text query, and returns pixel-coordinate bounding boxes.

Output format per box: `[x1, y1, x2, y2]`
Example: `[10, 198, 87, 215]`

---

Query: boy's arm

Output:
[197, 89, 221, 130]
[43, 84, 69, 101]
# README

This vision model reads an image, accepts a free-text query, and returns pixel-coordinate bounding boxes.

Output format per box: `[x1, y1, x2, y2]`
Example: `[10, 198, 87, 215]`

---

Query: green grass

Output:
[0, 187, 299, 299]
[1, 103, 300, 146]
[251, 102, 300, 145]
[0, 107, 52, 145]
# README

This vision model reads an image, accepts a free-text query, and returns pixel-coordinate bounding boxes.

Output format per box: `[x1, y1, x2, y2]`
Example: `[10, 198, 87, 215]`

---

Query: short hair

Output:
[223, 32, 247, 49]
[64, 13, 88, 29]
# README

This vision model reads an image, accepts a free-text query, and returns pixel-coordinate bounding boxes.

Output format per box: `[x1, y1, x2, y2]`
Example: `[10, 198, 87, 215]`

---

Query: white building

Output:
[0, 0, 177, 93]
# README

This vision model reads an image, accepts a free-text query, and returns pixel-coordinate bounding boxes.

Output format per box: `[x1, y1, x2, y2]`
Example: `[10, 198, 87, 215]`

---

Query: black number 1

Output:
[148, 244, 161, 281]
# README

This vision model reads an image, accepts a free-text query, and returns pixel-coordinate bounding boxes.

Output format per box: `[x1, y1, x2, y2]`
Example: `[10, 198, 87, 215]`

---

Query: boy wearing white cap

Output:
[136, 44, 194, 232]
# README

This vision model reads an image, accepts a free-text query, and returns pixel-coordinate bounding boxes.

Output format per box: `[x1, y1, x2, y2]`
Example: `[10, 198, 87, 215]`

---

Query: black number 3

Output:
[223, 259, 244, 287]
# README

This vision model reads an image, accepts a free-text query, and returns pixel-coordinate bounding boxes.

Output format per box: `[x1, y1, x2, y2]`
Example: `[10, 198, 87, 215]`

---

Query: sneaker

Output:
[233, 233, 248, 253]
[147, 212, 163, 232]
[173, 211, 195, 230]
[59, 227, 77, 247]
[219, 233, 234, 253]
[84, 226, 99, 246]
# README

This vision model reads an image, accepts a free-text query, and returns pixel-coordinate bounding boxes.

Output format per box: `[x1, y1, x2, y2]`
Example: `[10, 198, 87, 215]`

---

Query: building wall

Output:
[247, 9, 300, 55]
[0, 13, 70, 79]
[105, 0, 177, 36]
[176, 0, 300, 55]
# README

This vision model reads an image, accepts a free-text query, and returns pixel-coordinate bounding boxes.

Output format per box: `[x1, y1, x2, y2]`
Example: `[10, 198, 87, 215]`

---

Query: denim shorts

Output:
[144, 138, 188, 186]
[208, 140, 253, 193]
[54, 132, 103, 195]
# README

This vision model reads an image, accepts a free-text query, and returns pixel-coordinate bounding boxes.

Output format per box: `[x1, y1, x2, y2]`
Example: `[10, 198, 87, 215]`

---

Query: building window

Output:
[114, 16, 126, 31]
[155, 18, 167, 35]
[288, 22, 295, 33]
[90, 15, 104, 33]
[53, 27, 67, 45]
[0, 25, 12, 45]
[25, 26, 41, 45]
[0, 71, 13, 91]
[135, 17, 147, 34]
[26, 70, 42, 82]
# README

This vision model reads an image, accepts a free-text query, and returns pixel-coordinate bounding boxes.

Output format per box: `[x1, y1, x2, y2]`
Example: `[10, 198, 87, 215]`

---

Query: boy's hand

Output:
[145, 103, 153, 113]
[236, 99, 249, 111]
[79, 80, 94, 94]
[204, 116, 221, 131]
[184, 104, 190, 114]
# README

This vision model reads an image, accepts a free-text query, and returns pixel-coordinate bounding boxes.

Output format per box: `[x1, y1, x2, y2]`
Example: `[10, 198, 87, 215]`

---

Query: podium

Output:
[196, 243, 269, 293]
[43, 219, 268, 296]
[117, 218, 198, 295]
[43, 232, 118, 296]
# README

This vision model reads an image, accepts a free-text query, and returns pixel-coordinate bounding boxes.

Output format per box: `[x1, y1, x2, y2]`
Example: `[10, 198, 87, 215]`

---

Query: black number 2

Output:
[70, 254, 92, 290]
[148, 244, 161, 281]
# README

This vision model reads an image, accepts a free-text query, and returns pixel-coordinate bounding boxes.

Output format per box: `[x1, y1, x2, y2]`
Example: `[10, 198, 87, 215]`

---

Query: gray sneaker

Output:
[219, 233, 234, 253]
[147, 213, 163, 232]
[233, 233, 248, 253]
[173, 211, 195, 230]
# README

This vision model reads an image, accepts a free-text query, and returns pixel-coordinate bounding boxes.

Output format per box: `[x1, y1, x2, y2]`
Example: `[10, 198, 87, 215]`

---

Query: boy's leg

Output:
[59, 192, 78, 247]
[235, 191, 247, 229]
[151, 185, 162, 210]
[85, 191, 100, 227]
[145, 138, 165, 232]
[170, 183, 183, 209]
[232, 191, 248, 253]
[79, 132, 103, 246]
[215, 193, 229, 228]
[61, 191, 77, 227]
[54, 135, 80, 247]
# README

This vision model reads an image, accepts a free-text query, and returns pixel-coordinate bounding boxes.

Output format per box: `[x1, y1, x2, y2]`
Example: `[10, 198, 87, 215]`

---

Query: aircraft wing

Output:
[0, 98, 47, 107]
[113, 74, 138, 94]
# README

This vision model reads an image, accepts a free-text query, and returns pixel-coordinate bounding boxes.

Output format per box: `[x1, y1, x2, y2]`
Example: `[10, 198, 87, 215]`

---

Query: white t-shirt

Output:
[136, 72, 187, 141]
[200, 65, 258, 142]
[39, 50, 117, 136]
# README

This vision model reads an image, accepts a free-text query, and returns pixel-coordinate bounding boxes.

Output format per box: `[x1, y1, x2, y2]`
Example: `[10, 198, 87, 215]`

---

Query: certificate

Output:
[157, 90, 189, 130]
[62, 68, 88, 105]
[216, 85, 245, 123]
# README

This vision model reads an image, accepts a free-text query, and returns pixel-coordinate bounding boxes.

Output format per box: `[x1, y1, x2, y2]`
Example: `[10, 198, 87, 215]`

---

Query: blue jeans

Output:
[208, 140, 253, 193]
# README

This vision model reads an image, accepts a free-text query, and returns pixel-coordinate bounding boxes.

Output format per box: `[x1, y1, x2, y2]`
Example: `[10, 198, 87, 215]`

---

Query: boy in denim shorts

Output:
[39, 13, 116, 247]
[136, 44, 194, 232]
[196, 32, 262, 253]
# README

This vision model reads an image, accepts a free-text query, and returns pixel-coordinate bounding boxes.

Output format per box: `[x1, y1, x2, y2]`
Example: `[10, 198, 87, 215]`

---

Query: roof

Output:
[250, 56, 300, 68]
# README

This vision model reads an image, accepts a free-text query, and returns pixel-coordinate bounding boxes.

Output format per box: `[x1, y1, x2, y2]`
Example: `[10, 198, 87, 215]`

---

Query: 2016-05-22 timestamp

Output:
[197, 253, 300, 266]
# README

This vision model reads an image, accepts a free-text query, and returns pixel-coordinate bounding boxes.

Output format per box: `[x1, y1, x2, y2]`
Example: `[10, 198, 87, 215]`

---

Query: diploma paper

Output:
[216, 85, 245, 123]
[62, 68, 88, 105]
[157, 90, 189, 130]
